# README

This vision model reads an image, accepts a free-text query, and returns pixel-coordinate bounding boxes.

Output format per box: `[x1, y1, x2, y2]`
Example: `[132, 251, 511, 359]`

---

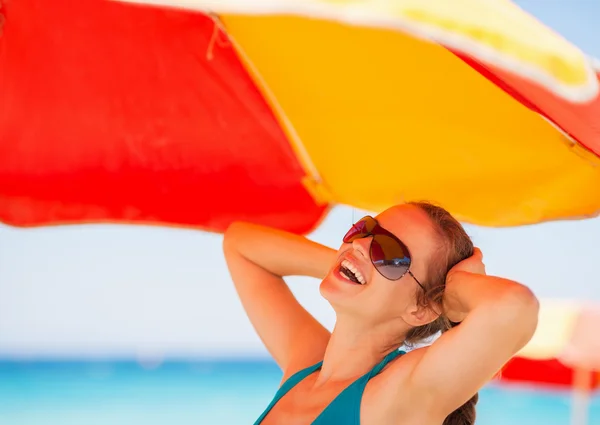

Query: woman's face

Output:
[320, 204, 441, 326]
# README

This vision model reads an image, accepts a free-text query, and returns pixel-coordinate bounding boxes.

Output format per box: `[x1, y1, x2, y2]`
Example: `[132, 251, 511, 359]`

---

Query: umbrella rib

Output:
[208, 16, 324, 188]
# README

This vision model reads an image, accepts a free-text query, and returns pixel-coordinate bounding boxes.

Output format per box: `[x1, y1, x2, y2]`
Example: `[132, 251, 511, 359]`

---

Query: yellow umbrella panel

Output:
[217, 3, 600, 227]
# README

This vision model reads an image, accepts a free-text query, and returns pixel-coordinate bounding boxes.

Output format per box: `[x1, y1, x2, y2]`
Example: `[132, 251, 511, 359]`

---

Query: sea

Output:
[1, 359, 598, 425]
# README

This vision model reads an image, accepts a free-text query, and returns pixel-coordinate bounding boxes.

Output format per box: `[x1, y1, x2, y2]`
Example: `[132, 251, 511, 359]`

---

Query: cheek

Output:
[410, 262, 428, 286]
[363, 273, 399, 308]
[375, 275, 417, 308]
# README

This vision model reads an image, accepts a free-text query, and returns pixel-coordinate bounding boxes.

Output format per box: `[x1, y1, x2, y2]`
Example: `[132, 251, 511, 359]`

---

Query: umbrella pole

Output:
[570, 368, 591, 425]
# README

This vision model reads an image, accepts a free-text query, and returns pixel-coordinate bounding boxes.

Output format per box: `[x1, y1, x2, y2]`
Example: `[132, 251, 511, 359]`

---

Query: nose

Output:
[351, 236, 372, 260]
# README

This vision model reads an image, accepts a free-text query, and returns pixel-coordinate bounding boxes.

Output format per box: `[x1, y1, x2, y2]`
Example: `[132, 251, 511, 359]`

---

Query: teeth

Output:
[341, 260, 366, 285]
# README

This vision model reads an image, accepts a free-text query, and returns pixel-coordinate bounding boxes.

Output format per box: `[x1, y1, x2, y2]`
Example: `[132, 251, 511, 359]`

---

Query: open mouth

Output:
[339, 260, 366, 285]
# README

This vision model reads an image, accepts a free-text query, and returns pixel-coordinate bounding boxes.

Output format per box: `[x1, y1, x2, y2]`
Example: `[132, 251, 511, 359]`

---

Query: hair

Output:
[404, 201, 478, 425]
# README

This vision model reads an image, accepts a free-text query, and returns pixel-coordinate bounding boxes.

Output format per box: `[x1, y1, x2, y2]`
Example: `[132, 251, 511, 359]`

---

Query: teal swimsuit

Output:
[254, 349, 405, 425]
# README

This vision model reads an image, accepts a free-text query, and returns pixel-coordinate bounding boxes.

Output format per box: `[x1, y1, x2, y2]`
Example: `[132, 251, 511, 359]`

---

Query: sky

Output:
[0, 0, 599, 360]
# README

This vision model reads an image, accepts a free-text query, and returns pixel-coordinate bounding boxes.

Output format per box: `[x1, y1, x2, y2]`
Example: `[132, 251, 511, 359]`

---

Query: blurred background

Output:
[1, 1, 600, 425]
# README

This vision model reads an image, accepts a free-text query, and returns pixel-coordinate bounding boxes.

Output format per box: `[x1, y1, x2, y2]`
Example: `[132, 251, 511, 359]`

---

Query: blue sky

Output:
[516, 0, 599, 58]
[0, 0, 598, 358]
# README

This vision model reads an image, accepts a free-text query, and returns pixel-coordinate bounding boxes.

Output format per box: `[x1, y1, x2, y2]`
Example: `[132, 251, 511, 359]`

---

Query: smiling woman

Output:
[222, 201, 540, 425]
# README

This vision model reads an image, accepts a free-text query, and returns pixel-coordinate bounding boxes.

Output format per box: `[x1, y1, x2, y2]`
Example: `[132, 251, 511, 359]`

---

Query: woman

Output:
[222, 201, 539, 425]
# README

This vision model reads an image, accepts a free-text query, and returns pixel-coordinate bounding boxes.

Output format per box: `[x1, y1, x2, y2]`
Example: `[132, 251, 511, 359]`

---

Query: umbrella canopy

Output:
[1, 0, 599, 233]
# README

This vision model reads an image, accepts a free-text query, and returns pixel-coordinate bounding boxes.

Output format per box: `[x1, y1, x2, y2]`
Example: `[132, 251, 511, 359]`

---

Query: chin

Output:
[318, 275, 339, 302]
[319, 269, 365, 308]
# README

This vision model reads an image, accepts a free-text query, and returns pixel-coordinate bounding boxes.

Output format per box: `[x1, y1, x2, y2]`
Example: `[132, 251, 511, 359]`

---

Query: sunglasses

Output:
[343, 216, 425, 290]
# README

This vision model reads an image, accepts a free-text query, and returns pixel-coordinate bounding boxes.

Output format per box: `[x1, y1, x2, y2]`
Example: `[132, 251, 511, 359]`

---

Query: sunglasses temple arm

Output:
[408, 270, 426, 292]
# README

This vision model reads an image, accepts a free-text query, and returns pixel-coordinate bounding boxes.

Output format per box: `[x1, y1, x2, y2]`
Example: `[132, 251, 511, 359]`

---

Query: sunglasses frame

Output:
[344, 216, 425, 291]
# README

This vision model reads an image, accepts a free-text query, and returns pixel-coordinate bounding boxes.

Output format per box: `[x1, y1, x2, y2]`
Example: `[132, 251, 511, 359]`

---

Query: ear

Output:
[404, 303, 440, 327]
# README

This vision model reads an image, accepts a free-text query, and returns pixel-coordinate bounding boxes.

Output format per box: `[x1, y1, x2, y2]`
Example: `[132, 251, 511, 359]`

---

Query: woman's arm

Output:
[222, 222, 338, 375]
[406, 249, 539, 417]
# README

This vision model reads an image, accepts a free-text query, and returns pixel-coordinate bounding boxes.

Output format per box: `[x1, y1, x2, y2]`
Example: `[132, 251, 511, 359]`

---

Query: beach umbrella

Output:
[501, 301, 600, 425]
[1, 0, 599, 233]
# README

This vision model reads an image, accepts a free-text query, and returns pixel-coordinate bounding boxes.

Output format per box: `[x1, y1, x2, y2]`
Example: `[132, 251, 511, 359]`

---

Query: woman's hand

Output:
[448, 247, 486, 278]
[443, 248, 486, 323]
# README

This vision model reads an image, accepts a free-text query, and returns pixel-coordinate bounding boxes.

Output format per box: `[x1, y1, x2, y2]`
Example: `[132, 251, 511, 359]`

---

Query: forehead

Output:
[374, 205, 439, 261]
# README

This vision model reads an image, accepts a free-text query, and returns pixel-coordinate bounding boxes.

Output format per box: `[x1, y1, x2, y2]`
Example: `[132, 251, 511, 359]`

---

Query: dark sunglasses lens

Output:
[370, 235, 411, 280]
[343, 217, 376, 243]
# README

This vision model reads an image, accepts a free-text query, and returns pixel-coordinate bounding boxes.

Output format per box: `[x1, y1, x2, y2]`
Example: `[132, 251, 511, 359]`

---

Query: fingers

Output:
[473, 247, 486, 275]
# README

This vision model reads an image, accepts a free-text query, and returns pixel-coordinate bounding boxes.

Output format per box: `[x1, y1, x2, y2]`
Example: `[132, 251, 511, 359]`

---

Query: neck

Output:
[315, 315, 407, 385]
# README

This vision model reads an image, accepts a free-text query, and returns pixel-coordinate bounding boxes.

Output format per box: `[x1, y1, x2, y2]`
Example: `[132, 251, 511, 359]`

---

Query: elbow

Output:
[501, 286, 540, 345]
[224, 221, 246, 237]
[222, 221, 247, 253]
[222, 221, 264, 256]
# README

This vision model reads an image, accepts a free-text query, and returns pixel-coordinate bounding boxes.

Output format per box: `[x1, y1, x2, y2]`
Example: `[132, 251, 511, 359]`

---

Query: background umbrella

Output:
[0, 0, 599, 233]
[501, 300, 600, 425]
